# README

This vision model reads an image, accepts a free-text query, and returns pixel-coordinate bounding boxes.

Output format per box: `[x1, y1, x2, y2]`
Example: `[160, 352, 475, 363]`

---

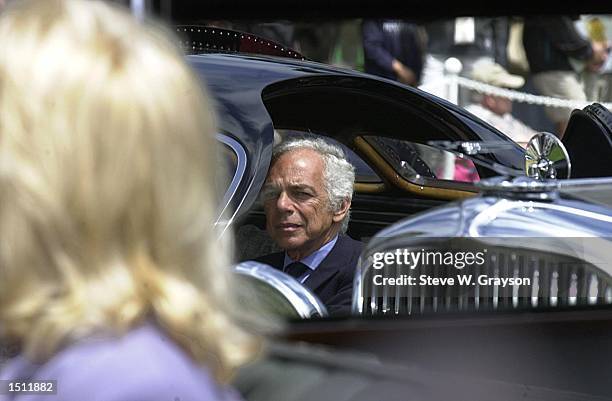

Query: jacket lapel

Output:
[303, 237, 345, 292]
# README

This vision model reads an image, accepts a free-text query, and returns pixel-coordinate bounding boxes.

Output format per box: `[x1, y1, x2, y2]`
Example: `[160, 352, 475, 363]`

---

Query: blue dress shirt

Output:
[282, 235, 338, 283]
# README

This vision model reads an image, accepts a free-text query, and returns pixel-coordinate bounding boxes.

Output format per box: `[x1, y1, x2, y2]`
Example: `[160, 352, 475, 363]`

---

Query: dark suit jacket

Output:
[255, 235, 363, 316]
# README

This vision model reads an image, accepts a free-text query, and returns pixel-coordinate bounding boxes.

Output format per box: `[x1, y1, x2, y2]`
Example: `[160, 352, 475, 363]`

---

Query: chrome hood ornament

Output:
[525, 132, 571, 180]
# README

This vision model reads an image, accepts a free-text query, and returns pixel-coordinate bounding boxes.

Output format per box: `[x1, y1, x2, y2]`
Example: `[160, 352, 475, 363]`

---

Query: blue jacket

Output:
[362, 20, 424, 82]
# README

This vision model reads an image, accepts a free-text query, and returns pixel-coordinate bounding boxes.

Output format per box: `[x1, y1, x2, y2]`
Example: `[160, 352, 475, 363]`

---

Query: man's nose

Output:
[276, 191, 294, 212]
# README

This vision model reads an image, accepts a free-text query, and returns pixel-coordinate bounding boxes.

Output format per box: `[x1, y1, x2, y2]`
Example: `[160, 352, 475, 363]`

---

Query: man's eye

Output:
[296, 191, 312, 198]
[262, 189, 279, 200]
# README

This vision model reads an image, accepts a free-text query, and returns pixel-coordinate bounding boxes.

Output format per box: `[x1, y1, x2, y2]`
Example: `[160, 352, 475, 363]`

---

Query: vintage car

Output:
[179, 27, 612, 400]
[182, 27, 527, 246]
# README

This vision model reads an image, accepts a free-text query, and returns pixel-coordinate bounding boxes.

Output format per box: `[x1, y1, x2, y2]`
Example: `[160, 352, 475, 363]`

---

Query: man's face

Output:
[262, 148, 345, 260]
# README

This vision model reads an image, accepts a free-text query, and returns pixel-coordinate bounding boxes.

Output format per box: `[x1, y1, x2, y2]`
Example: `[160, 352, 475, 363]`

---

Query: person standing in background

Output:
[577, 16, 612, 102]
[362, 19, 426, 86]
[465, 63, 537, 148]
[523, 16, 608, 136]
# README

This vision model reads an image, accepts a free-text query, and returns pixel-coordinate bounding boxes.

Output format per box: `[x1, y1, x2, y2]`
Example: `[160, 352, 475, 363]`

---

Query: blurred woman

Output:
[0, 0, 259, 399]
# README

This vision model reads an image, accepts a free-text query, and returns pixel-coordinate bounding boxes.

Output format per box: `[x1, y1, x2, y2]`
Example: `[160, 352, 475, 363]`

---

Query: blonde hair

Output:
[0, 0, 259, 381]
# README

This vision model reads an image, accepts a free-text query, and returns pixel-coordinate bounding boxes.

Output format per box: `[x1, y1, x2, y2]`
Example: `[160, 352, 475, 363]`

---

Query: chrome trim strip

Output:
[468, 199, 612, 237]
[351, 259, 364, 315]
[215, 133, 248, 235]
[558, 177, 612, 188]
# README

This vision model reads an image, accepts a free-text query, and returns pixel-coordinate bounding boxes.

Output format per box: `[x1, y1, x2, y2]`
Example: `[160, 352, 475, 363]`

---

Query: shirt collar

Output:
[283, 235, 339, 271]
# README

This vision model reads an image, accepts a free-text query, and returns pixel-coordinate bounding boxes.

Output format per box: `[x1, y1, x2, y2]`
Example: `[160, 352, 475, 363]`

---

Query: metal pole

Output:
[444, 57, 463, 105]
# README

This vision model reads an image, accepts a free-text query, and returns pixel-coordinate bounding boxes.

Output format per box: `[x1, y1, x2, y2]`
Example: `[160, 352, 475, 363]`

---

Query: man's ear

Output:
[332, 198, 351, 223]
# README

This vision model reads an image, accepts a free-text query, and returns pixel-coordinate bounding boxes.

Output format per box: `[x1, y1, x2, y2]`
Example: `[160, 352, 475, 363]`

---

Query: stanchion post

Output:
[444, 57, 463, 105]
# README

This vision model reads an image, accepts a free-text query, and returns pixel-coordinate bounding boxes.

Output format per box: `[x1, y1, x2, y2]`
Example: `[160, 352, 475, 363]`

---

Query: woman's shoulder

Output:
[1, 324, 243, 401]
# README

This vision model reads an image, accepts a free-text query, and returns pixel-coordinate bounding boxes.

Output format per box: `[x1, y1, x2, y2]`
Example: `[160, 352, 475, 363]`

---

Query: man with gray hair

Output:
[255, 136, 363, 315]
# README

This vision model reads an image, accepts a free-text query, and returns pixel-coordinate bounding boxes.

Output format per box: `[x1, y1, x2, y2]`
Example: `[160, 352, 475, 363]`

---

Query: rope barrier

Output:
[419, 76, 612, 110]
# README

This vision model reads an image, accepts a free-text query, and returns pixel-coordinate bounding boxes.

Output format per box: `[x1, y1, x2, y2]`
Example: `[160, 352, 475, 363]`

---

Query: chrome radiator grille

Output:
[356, 248, 612, 316]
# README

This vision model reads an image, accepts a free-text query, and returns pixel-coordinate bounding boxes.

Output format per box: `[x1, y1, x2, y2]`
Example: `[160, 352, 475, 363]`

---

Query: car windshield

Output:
[364, 135, 482, 183]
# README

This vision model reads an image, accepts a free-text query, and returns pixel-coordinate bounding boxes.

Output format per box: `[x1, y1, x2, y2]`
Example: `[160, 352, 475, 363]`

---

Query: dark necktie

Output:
[284, 262, 309, 280]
